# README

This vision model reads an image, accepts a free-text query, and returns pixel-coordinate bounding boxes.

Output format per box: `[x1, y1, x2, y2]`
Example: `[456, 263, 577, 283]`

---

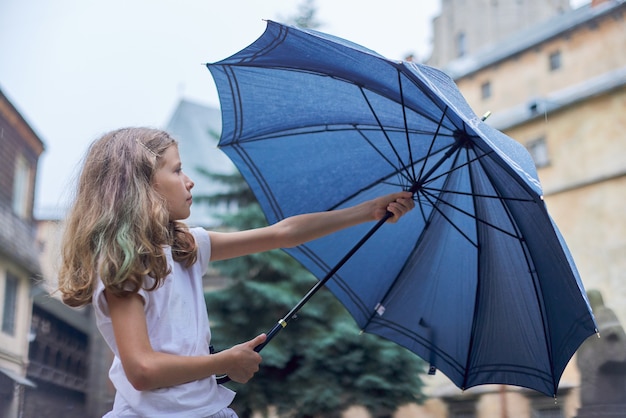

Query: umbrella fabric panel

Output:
[365, 197, 480, 387]
[483, 156, 598, 356]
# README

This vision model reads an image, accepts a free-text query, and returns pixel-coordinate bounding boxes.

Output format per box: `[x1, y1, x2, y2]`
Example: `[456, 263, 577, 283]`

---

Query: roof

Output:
[0, 86, 45, 154]
[444, 0, 626, 79]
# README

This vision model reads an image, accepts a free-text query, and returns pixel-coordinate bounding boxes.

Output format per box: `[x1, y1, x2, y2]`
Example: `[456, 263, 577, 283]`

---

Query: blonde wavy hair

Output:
[58, 127, 197, 307]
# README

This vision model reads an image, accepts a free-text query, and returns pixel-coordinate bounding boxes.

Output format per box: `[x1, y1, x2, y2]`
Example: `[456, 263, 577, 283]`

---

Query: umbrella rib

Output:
[420, 147, 536, 203]
[423, 187, 535, 203]
[419, 190, 478, 248]
[353, 127, 415, 187]
[462, 143, 483, 391]
[397, 69, 417, 182]
[358, 86, 413, 181]
[417, 107, 450, 183]
[421, 188, 527, 240]
[421, 143, 485, 187]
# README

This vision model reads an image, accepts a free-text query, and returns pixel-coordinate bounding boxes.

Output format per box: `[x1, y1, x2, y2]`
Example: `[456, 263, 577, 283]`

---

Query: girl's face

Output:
[152, 145, 194, 221]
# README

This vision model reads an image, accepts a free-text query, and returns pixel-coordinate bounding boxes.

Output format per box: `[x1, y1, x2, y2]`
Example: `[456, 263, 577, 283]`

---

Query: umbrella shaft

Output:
[259, 212, 393, 349]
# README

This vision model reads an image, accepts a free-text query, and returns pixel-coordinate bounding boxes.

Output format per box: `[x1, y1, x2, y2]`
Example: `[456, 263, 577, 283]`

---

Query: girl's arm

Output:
[106, 289, 266, 390]
[209, 191, 414, 262]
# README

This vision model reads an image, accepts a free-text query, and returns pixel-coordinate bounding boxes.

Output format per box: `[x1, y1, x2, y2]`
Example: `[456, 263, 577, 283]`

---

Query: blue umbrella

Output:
[206, 21, 597, 396]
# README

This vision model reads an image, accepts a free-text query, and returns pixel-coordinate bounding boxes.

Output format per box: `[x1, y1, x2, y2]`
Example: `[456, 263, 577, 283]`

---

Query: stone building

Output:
[25, 217, 115, 418]
[0, 87, 113, 417]
[0, 87, 43, 417]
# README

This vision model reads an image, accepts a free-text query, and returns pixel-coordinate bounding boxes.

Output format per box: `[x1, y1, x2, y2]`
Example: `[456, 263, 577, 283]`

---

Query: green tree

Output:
[202, 170, 426, 418]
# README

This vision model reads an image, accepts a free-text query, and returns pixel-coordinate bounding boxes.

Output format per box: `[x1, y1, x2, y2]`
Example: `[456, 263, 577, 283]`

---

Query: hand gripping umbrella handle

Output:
[213, 319, 285, 384]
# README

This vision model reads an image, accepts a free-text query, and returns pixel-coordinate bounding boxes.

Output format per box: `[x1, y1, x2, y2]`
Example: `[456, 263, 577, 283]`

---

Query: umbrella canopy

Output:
[206, 20, 597, 397]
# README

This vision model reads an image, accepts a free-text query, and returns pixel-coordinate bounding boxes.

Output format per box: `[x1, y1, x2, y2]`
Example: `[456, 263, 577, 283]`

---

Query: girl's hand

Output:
[221, 333, 267, 383]
[373, 191, 415, 223]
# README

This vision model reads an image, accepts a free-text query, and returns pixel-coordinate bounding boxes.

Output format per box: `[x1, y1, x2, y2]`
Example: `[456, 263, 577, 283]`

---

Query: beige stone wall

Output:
[455, 8, 626, 113]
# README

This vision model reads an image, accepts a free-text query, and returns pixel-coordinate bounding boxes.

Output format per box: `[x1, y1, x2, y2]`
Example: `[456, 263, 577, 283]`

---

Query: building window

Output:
[12, 154, 32, 219]
[457, 32, 467, 58]
[527, 137, 550, 168]
[549, 50, 562, 71]
[481, 81, 492, 99]
[2, 272, 19, 336]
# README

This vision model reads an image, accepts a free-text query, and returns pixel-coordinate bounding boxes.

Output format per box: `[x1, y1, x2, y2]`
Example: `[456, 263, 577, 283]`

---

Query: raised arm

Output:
[209, 191, 413, 262]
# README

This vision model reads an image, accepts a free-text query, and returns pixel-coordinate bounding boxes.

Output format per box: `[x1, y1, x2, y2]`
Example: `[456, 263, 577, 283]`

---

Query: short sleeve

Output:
[93, 278, 150, 319]
[190, 227, 211, 275]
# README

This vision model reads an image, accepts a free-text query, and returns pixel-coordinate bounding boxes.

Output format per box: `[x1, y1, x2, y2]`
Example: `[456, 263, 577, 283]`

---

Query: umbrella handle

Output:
[213, 320, 285, 384]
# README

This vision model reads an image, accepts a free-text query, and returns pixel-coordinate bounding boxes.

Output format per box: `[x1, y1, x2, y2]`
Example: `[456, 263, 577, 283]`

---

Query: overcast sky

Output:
[0, 0, 589, 214]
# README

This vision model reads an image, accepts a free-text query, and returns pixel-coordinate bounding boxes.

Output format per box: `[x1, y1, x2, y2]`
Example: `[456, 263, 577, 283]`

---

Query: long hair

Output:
[58, 127, 197, 307]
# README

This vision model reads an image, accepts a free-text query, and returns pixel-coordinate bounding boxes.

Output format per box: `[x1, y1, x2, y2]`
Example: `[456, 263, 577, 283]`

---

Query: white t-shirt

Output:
[94, 227, 235, 417]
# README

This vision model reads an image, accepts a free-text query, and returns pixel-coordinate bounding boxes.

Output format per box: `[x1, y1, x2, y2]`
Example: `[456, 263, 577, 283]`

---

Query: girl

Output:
[58, 127, 414, 417]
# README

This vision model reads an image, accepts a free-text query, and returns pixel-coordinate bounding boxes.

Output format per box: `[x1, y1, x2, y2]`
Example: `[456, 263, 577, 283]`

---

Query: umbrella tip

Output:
[481, 111, 492, 121]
